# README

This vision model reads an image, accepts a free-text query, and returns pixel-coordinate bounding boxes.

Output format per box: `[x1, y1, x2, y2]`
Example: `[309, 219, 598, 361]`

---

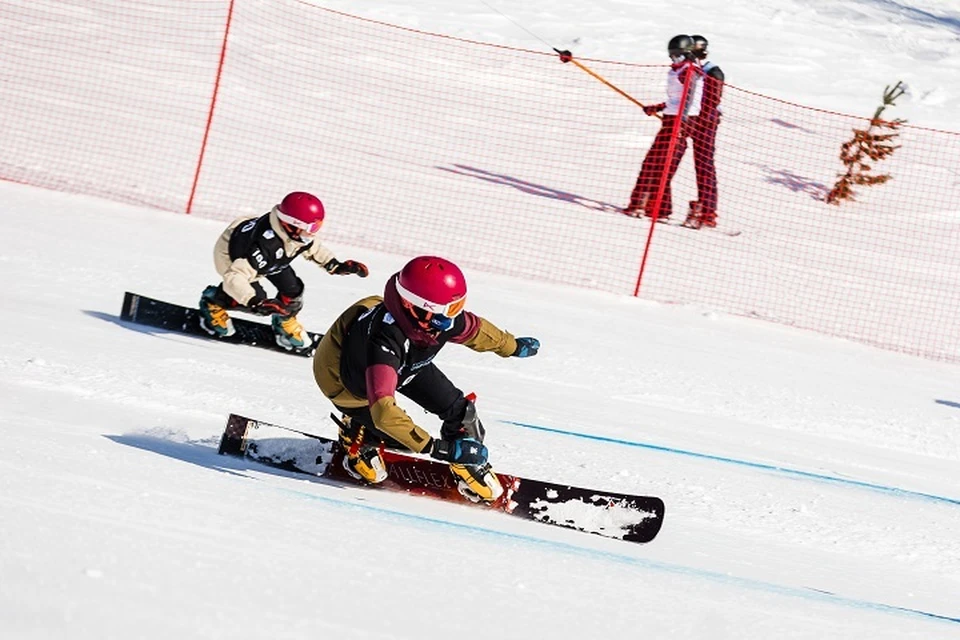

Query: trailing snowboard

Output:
[663, 219, 742, 237]
[218, 413, 665, 544]
[639, 214, 742, 237]
[120, 292, 322, 357]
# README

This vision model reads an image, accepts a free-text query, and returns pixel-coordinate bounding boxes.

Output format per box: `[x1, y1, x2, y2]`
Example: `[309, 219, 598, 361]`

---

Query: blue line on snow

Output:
[269, 482, 960, 627]
[503, 421, 960, 507]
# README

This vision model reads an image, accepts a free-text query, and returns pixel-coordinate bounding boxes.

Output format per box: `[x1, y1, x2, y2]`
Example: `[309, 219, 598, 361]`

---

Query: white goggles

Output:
[395, 279, 466, 319]
[276, 210, 323, 235]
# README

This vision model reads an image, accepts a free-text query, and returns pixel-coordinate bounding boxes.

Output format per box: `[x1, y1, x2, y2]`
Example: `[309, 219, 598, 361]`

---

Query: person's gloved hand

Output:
[428, 437, 488, 466]
[248, 294, 301, 317]
[512, 337, 540, 358]
[557, 49, 573, 63]
[324, 258, 369, 277]
[643, 102, 665, 116]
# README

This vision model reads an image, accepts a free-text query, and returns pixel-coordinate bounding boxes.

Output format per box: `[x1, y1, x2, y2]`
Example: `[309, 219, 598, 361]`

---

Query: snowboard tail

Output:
[120, 292, 322, 357]
[219, 414, 665, 544]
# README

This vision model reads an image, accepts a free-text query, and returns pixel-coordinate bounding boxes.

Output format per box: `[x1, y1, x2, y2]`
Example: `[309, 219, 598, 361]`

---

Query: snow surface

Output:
[3, 1, 960, 639]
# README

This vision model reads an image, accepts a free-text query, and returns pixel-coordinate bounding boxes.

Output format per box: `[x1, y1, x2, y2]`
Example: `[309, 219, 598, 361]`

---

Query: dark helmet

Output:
[667, 34, 694, 60]
[691, 34, 709, 60]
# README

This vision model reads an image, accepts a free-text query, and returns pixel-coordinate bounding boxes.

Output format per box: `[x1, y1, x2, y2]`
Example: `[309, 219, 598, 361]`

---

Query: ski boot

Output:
[450, 463, 504, 503]
[436, 395, 503, 502]
[198, 285, 236, 337]
[338, 416, 387, 484]
[682, 200, 717, 229]
[272, 314, 312, 350]
[623, 191, 650, 218]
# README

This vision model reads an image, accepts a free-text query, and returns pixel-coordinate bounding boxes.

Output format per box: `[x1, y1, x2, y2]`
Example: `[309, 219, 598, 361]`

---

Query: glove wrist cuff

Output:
[429, 438, 451, 461]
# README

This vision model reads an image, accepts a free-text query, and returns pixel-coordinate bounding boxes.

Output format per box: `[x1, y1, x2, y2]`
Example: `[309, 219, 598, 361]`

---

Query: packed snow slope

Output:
[4, 0, 960, 638]
[2, 182, 960, 639]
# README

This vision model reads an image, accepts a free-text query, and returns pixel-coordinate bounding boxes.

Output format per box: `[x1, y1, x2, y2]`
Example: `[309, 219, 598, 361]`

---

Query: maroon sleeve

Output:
[365, 363, 399, 404]
[449, 311, 481, 344]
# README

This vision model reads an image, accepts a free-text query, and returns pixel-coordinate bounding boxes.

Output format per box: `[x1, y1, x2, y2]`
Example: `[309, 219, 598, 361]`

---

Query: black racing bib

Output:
[228, 214, 311, 276]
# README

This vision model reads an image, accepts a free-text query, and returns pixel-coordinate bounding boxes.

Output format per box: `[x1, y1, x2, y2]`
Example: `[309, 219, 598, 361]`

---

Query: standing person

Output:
[198, 191, 369, 350]
[683, 34, 725, 229]
[624, 34, 703, 220]
[312, 255, 540, 502]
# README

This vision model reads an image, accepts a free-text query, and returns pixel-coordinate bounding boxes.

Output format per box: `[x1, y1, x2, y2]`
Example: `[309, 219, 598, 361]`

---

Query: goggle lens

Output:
[445, 297, 466, 318]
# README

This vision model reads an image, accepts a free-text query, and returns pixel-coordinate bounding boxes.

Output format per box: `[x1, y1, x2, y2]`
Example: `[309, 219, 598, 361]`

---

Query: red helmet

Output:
[276, 191, 324, 237]
[394, 256, 467, 332]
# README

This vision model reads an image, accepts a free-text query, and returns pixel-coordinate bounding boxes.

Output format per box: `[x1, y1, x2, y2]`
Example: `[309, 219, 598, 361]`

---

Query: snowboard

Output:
[120, 292, 322, 357]
[662, 219, 742, 237]
[218, 413, 665, 544]
[622, 209, 741, 236]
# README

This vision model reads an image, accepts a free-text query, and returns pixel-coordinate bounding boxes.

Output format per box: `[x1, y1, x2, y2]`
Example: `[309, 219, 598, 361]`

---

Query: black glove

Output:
[643, 102, 665, 116]
[428, 437, 488, 466]
[512, 337, 540, 358]
[248, 294, 301, 317]
[324, 258, 369, 277]
[440, 398, 485, 442]
[556, 49, 573, 63]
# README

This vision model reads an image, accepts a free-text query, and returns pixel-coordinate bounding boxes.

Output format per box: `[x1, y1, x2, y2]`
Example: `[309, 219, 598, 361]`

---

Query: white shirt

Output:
[663, 61, 703, 116]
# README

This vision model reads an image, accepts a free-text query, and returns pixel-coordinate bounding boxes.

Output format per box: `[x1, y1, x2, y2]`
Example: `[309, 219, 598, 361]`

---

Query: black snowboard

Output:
[120, 292, 322, 358]
[219, 413, 665, 544]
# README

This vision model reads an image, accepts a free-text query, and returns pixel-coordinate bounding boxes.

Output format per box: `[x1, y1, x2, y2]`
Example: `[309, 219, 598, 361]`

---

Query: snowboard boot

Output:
[338, 417, 387, 484]
[450, 462, 504, 503]
[623, 191, 651, 217]
[682, 201, 717, 229]
[272, 314, 312, 350]
[198, 285, 236, 337]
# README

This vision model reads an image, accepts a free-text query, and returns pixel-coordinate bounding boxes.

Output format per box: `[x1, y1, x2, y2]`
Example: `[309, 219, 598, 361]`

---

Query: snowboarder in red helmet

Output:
[313, 255, 540, 502]
[198, 191, 369, 351]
